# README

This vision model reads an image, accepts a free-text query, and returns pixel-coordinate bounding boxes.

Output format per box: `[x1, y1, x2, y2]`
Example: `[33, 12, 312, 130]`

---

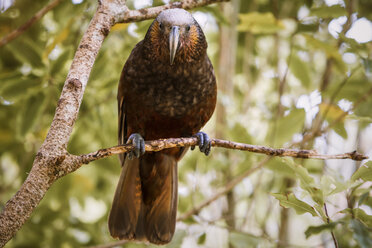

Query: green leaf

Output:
[348, 114, 372, 123]
[238, 12, 284, 34]
[50, 48, 72, 76]
[282, 157, 324, 205]
[319, 102, 348, 139]
[358, 190, 372, 208]
[229, 123, 252, 144]
[350, 219, 372, 248]
[180, 216, 197, 225]
[6, 37, 44, 68]
[266, 157, 296, 178]
[272, 193, 318, 217]
[305, 222, 338, 238]
[296, 23, 319, 33]
[314, 204, 328, 222]
[351, 162, 372, 182]
[229, 232, 261, 248]
[197, 233, 206, 245]
[362, 58, 372, 76]
[0, 78, 40, 102]
[269, 108, 305, 145]
[290, 54, 311, 88]
[325, 70, 370, 103]
[320, 175, 348, 196]
[353, 208, 372, 228]
[16, 91, 46, 137]
[333, 122, 348, 139]
[303, 35, 346, 73]
[310, 5, 347, 18]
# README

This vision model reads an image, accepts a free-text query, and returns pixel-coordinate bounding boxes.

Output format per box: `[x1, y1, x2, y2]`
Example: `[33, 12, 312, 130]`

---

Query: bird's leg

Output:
[191, 132, 212, 156]
[126, 133, 145, 159]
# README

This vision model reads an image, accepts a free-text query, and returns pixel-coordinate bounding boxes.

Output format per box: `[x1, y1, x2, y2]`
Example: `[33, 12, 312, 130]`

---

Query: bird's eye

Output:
[159, 23, 163, 29]
[186, 25, 191, 32]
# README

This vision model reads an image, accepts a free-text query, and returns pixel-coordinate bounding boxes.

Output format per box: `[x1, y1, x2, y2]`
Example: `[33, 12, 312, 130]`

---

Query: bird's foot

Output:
[126, 133, 145, 159]
[191, 132, 211, 156]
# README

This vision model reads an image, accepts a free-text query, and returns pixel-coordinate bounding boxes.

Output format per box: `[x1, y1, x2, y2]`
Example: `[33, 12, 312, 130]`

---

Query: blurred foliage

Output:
[1, 0, 372, 247]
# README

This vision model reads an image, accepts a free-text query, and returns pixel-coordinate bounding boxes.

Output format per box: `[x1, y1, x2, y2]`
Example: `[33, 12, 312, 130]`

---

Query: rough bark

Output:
[80, 137, 368, 163]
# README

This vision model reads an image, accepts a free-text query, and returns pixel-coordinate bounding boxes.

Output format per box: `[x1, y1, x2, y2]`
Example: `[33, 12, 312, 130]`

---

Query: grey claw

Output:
[194, 132, 211, 156]
[127, 133, 145, 159]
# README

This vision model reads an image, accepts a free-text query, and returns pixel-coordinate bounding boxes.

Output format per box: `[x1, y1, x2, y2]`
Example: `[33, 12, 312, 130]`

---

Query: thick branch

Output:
[0, 0, 64, 47]
[79, 137, 368, 164]
[0, 1, 122, 246]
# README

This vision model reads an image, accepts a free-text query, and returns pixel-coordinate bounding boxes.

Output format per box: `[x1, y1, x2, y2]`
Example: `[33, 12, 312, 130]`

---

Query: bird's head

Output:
[144, 8, 207, 65]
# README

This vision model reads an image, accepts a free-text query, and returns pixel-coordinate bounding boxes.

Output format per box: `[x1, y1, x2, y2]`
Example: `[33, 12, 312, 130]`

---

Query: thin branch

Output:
[118, 0, 229, 23]
[324, 203, 339, 248]
[79, 137, 368, 164]
[0, 0, 64, 47]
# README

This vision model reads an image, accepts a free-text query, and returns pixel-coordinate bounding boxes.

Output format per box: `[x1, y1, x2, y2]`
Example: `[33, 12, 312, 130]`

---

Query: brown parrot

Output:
[108, 8, 217, 244]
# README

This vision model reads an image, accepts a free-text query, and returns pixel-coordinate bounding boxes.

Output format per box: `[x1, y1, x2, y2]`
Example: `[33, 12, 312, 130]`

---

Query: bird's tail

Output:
[108, 152, 178, 245]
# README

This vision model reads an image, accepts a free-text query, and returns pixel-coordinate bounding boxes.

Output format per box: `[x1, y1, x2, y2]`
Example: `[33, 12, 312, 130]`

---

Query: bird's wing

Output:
[118, 94, 127, 166]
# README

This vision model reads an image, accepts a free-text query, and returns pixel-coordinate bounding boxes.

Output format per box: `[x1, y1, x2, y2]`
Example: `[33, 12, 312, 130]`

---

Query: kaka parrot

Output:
[108, 8, 217, 244]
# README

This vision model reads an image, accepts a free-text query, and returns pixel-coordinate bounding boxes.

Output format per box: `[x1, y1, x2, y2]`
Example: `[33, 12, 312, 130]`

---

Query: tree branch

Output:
[0, 0, 64, 47]
[117, 0, 229, 23]
[324, 203, 339, 248]
[78, 137, 368, 165]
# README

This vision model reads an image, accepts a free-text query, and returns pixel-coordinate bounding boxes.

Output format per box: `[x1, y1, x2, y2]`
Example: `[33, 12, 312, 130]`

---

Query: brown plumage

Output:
[108, 8, 217, 244]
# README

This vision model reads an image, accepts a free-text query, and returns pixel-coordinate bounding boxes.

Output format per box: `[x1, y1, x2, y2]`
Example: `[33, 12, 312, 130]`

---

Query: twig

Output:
[79, 137, 368, 164]
[324, 203, 339, 248]
[0, 0, 64, 47]
[118, 0, 229, 23]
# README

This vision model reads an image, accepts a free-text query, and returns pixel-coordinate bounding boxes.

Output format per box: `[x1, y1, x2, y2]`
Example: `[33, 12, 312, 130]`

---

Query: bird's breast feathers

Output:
[123, 53, 215, 118]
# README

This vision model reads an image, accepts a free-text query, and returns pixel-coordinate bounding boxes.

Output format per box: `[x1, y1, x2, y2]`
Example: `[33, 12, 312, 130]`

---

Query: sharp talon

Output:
[193, 132, 211, 156]
[127, 133, 145, 158]
[191, 145, 195, 151]
[205, 142, 211, 155]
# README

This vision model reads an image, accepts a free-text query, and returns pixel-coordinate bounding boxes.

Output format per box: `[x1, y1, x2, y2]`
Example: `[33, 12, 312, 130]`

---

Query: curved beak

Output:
[169, 26, 180, 65]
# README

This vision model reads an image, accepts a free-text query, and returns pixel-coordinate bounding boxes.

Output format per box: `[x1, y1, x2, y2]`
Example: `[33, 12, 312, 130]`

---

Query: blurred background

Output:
[1, 0, 372, 247]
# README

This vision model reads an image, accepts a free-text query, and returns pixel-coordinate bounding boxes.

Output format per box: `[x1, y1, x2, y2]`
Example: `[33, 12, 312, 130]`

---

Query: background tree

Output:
[0, 0, 371, 247]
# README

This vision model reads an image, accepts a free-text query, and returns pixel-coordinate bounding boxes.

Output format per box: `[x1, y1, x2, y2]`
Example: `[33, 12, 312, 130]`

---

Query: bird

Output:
[108, 8, 217, 245]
